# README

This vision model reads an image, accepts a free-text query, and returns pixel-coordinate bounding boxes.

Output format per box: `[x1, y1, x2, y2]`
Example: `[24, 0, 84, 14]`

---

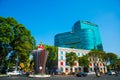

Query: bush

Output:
[68, 72, 76, 75]
[61, 72, 65, 75]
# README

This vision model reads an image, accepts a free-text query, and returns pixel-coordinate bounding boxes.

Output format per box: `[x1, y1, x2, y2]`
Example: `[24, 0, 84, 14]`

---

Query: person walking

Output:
[94, 64, 101, 77]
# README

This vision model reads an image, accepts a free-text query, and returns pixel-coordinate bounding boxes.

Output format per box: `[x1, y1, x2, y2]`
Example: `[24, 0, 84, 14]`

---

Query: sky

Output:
[0, 0, 120, 56]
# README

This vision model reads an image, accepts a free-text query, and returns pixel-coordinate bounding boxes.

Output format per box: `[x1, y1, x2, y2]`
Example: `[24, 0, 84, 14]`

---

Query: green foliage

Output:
[105, 52, 119, 70]
[44, 45, 58, 60]
[115, 58, 120, 71]
[44, 45, 58, 69]
[0, 17, 36, 69]
[88, 49, 119, 71]
[106, 52, 118, 65]
[87, 49, 106, 61]
[78, 55, 89, 68]
[0, 23, 14, 43]
[66, 52, 78, 67]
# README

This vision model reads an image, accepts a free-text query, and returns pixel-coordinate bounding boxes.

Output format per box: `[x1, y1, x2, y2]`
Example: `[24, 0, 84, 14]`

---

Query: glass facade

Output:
[55, 20, 103, 50]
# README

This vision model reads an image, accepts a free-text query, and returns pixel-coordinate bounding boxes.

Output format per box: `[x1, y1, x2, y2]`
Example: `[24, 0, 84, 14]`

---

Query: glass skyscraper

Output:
[54, 20, 103, 50]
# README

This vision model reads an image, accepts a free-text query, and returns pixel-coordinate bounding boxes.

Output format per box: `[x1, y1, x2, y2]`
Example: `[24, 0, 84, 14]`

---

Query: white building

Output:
[57, 47, 89, 74]
[57, 47, 107, 74]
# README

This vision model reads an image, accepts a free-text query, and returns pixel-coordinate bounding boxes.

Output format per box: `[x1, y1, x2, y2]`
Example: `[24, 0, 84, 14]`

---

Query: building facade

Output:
[57, 47, 107, 74]
[57, 47, 89, 74]
[55, 20, 103, 50]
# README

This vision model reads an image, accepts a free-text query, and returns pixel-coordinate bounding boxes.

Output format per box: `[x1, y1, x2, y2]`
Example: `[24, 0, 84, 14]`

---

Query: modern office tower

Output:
[55, 20, 103, 50]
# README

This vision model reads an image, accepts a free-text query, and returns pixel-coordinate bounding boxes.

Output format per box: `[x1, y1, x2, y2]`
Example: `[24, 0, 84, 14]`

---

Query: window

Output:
[60, 67, 63, 72]
[74, 62, 77, 66]
[82, 53, 84, 56]
[78, 53, 80, 56]
[65, 68, 68, 71]
[60, 62, 63, 66]
[75, 68, 78, 72]
[65, 51, 67, 54]
[100, 63, 102, 66]
[79, 67, 81, 71]
[70, 68, 73, 71]
[89, 58, 91, 61]
[60, 56, 63, 60]
[90, 68, 92, 71]
[90, 58, 93, 61]
[66, 62, 68, 66]
[60, 51, 63, 55]
[90, 63, 92, 66]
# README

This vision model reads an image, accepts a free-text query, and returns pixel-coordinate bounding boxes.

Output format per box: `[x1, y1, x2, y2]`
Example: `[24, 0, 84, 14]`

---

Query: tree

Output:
[44, 45, 58, 73]
[87, 49, 107, 72]
[115, 58, 120, 71]
[66, 52, 78, 72]
[0, 17, 15, 67]
[0, 17, 36, 71]
[88, 49, 106, 58]
[113, 58, 120, 71]
[78, 55, 89, 72]
[87, 49, 106, 63]
[105, 53, 118, 65]
[105, 52, 118, 70]
[78, 55, 89, 68]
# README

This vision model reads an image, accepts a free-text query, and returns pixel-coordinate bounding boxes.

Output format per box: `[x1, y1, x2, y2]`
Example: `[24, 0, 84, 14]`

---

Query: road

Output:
[0, 74, 120, 80]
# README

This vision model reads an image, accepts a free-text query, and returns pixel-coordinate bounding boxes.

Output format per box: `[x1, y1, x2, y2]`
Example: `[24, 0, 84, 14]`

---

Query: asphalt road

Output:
[0, 74, 120, 80]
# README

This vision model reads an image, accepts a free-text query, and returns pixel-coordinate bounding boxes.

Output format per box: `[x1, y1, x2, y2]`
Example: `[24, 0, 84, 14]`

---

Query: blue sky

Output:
[0, 0, 120, 56]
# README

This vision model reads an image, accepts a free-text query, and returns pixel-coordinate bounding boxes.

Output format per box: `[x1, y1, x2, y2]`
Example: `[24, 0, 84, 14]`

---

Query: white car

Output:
[107, 71, 116, 75]
[87, 72, 95, 75]
[6, 70, 21, 77]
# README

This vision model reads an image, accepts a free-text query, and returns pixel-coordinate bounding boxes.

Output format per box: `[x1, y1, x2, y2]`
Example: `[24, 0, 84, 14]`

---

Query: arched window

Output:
[60, 62, 63, 66]
[74, 62, 77, 66]
[79, 67, 81, 71]
[90, 63, 92, 66]
[100, 63, 102, 66]
[60, 67, 63, 72]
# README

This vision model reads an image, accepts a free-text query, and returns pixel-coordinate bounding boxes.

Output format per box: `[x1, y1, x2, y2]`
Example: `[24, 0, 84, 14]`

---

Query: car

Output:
[115, 71, 120, 76]
[87, 71, 95, 75]
[76, 72, 87, 77]
[6, 70, 22, 77]
[107, 71, 116, 75]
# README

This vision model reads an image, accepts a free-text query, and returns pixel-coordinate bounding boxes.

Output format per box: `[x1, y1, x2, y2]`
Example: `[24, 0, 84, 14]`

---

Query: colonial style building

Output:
[89, 57, 107, 73]
[57, 47, 107, 74]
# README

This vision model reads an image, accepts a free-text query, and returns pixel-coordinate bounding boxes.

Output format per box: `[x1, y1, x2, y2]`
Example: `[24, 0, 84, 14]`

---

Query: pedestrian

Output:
[94, 64, 100, 77]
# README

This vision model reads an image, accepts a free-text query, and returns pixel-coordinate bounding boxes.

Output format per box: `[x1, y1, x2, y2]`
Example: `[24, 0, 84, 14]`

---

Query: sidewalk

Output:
[53, 74, 74, 77]
[0, 74, 7, 77]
